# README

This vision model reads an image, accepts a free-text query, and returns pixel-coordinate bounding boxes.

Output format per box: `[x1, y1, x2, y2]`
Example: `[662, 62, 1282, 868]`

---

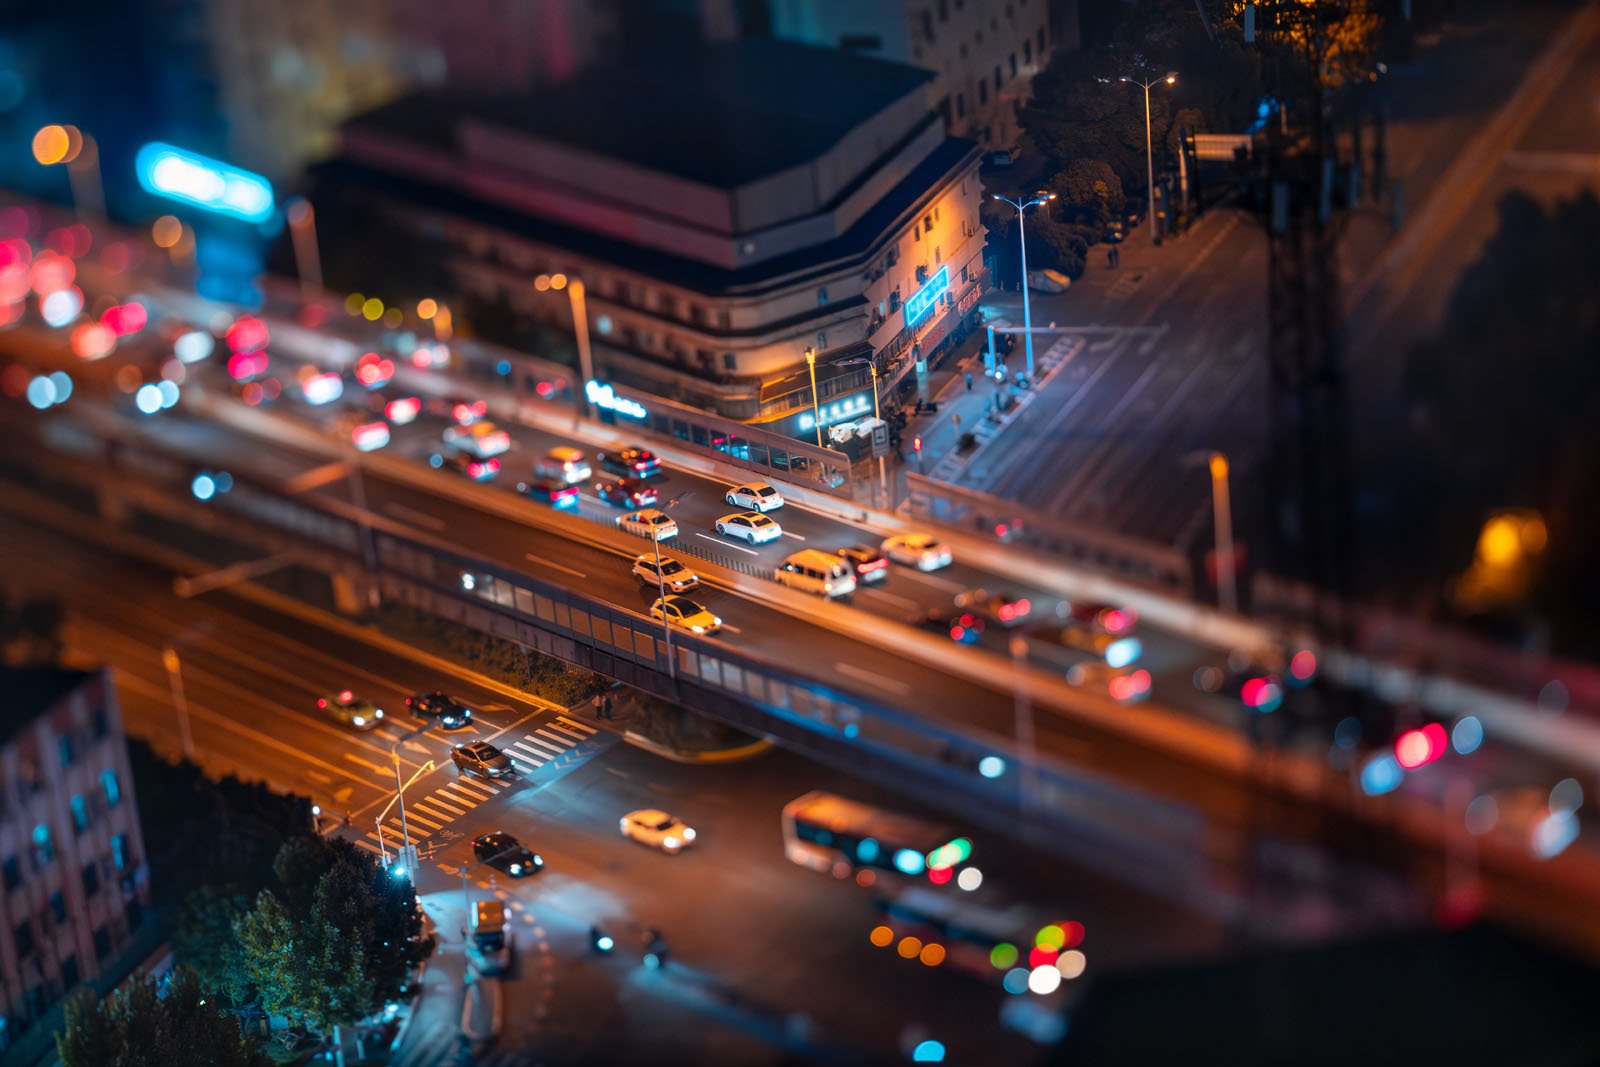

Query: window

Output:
[81, 862, 100, 898]
[59, 735, 74, 768]
[71, 795, 88, 834]
[1024, 39, 1032, 64]
[91, 707, 107, 738]
[816, 331, 828, 350]
[112, 834, 131, 872]
[920, 11, 932, 38]
[93, 925, 111, 961]
[962, 264, 970, 283]
[979, 81, 988, 105]
[717, 310, 731, 329]
[101, 769, 121, 807]
[925, 213, 935, 231]
[61, 955, 79, 988]
[935, 246, 943, 264]
[1010, 53, 1017, 78]
[1038, 27, 1047, 51]
[994, 66, 1002, 91]
[722, 353, 737, 371]
[49, 890, 65, 923]
[939, 0, 948, 20]
[817, 287, 829, 306]
[2, 856, 17, 889]
[956, 94, 965, 119]
[14, 920, 35, 958]
[913, 223, 921, 242]
[31, 824, 53, 865]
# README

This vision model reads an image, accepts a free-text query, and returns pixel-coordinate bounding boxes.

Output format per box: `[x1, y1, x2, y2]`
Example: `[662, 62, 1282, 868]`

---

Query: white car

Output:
[649, 595, 722, 635]
[632, 554, 699, 593]
[716, 512, 782, 545]
[619, 809, 697, 853]
[724, 482, 784, 512]
[882, 533, 953, 571]
[442, 421, 510, 459]
[618, 508, 678, 541]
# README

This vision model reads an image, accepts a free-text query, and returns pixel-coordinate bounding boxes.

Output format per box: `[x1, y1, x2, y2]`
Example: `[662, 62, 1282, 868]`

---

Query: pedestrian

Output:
[342, 811, 352, 829]
[600, 694, 613, 720]
[964, 370, 973, 391]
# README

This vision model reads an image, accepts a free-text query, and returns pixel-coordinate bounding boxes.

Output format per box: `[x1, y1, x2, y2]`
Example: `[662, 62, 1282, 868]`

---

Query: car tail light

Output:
[317, 698, 327, 708]
[1103, 608, 1135, 634]
[386, 396, 421, 424]
[859, 558, 887, 571]
[339, 690, 353, 701]
[351, 421, 390, 451]
[634, 461, 648, 470]
[998, 604, 1016, 622]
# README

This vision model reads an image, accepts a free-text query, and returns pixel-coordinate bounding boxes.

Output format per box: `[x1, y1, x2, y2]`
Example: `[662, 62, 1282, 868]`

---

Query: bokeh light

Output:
[361, 297, 384, 320]
[918, 943, 945, 967]
[1451, 716, 1484, 756]
[134, 383, 163, 414]
[151, 215, 183, 248]
[989, 942, 1018, 970]
[32, 124, 76, 166]
[896, 936, 922, 960]
[869, 925, 893, 948]
[1028, 964, 1062, 995]
[956, 867, 983, 892]
[1057, 949, 1087, 979]
[1550, 778, 1583, 815]
[1464, 794, 1498, 836]
[40, 285, 84, 327]
[1001, 967, 1029, 995]
[25, 375, 56, 409]
[417, 298, 438, 319]
[1034, 924, 1065, 949]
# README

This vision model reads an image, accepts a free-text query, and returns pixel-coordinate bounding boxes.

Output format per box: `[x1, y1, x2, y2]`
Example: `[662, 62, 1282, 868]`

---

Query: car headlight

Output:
[533, 854, 544, 866]
[663, 837, 680, 849]
[691, 625, 705, 633]
[682, 828, 696, 841]
[352, 716, 366, 726]
[509, 863, 522, 875]
[375, 709, 384, 718]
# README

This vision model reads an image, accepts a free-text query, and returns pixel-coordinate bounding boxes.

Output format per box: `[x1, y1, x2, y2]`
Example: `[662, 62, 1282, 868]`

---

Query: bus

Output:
[781, 791, 972, 879]
[870, 885, 1084, 990]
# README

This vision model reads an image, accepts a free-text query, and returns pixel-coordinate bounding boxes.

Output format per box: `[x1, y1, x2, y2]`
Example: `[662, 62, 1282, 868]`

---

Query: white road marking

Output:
[782, 530, 807, 541]
[534, 727, 575, 748]
[835, 662, 912, 697]
[697, 532, 758, 556]
[555, 716, 597, 734]
[384, 502, 445, 531]
[524, 553, 586, 579]
[543, 722, 587, 741]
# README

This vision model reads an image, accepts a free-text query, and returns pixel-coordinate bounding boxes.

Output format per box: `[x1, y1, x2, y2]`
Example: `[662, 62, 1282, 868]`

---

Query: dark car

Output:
[472, 831, 543, 877]
[917, 608, 986, 646]
[595, 477, 658, 508]
[431, 451, 500, 482]
[406, 690, 475, 730]
[835, 545, 889, 583]
[452, 741, 514, 779]
[516, 477, 580, 510]
[952, 588, 1033, 626]
[598, 446, 661, 478]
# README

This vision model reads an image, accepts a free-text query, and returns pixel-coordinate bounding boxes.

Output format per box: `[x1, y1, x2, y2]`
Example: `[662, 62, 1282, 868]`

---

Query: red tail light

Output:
[999, 604, 1016, 622]
[859, 559, 887, 571]
[634, 461, 648, 470]
[1103, 609, 1131, 634]
[339, 690, 353, 702]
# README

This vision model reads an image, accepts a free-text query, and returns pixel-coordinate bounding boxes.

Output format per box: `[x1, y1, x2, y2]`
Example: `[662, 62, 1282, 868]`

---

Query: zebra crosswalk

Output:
[352, 715, 604, 855]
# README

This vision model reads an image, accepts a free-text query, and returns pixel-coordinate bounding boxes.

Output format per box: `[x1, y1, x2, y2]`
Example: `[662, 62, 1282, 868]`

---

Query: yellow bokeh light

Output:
[919, 943, 946, 967]
[32, 125, 73, 166]
[534, 275, 551, 292]
[1209, 452, 1229, 481]
[1477, 515, 1523, 568]
[361, 297, 384, 321]
[896, 936, 922, 959]
[344, 293, 365, 315]
[869, 925, 894, 948]
[151, 215, 183, 249]
[383, 307, 403, 328]
[416, 298, 438, 320]
[549, 272, 568, 290]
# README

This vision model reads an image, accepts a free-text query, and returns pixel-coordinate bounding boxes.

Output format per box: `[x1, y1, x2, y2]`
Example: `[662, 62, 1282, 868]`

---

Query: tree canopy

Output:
[57, 967, 268, 1067]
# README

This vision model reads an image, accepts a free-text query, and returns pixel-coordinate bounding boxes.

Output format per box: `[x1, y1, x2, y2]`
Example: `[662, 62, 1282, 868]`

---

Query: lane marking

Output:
[341, 752, 389, 775]
[517, 735, 565, 757]
[543, 722, 587, 741]
[352, 838, 383, 855]
[407, 804, 456, 825]
[383, 502, 445, 531]
[554, 716, 597, 735]
[524, 553, 586, 579]
[696, 532, 758, 556]
[533, 727, 575, 748]
[447, 779, 498, 800]
[418, 794, 470, 816]
[835, 662, 912, 697]
[399, 811, 445, 831]
[781, 530, 807, 541]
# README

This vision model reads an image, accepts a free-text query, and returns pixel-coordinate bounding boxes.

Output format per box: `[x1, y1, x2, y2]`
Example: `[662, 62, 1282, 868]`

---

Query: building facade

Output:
[319, 37, 987, 440]
[768, 0, 1056, 148]
[0, 668, 150, 1056]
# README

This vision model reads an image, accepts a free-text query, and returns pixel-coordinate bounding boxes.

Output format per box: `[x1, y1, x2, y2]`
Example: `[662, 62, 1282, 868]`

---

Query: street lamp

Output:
[989, 192, 1056, 382]
[804, 347, 822, 448]
[538, 273, 593, 423]
[32, 124, 105, 220]
[285, 198, 323, 306]
[159, 646, 194, 760]
[1208, 451, 1238, 614]
[1119, 72, 1178, 243]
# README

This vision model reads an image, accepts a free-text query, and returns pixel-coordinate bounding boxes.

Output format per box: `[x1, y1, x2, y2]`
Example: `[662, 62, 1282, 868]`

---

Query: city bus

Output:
[780, 791, 972, 879]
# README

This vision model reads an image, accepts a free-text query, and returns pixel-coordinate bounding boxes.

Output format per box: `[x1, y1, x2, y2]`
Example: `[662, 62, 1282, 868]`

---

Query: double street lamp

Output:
[989, 192, 1056, 382]
[1119, 71, 1178, 243]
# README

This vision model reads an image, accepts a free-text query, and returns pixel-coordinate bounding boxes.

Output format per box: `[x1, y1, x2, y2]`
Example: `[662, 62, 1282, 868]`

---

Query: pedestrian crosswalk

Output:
[352, 715, 603, 856]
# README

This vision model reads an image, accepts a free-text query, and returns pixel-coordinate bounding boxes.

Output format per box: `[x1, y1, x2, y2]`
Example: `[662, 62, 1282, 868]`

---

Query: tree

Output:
[57, 967, 268, 1067]
[171, 886, 255, 1010]
[1051, 159, 1126, 226]
[235, 889, 373, 1038]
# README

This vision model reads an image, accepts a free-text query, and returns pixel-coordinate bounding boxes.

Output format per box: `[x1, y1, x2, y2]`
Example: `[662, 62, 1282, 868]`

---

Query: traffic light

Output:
[913, 436, 922, 453]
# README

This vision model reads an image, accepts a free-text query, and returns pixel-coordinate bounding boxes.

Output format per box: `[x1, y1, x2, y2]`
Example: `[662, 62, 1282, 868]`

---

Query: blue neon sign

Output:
[135, 143, 275, 223]
[586, 380, 647, 419]
[903, 265, 950, 328]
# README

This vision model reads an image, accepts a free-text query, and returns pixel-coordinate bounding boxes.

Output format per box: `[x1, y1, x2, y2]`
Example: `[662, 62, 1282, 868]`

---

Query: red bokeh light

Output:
[101, 302, 148, 337]
[226, 315, 269, 353]
[1, 363, 28, 398]
[1290, 649, 1318, 681]
[1028, 945, 1059, 969]
[1060, 921, 1085, 948]
[1394, 723, 1448, 770]
[927, 866, 953, 886]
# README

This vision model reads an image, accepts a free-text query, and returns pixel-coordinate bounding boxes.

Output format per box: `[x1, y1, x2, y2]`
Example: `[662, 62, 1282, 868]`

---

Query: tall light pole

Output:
[990, 192, 1055, 382]
[160, 646, 194, 760]
[33, 125, 105, 220]
[804, 347, 822, 447]
[285, 198, 323, 306]
[539, 273, 593, 422]
[1209, 451, 1238, 614]
[1120, 72, 1178, 243]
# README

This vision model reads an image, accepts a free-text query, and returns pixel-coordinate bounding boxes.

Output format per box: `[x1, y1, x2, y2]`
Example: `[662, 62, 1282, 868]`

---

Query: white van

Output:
[775, 549, 857, 599]
[535, 446, 592, 484]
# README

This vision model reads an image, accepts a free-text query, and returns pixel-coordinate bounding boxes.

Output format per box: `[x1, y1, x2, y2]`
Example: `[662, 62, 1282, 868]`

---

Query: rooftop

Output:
[351, 37, 933, 187]
[0, 666, 93, 747]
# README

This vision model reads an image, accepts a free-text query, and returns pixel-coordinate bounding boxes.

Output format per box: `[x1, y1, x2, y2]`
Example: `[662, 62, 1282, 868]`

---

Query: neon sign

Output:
[585, 380, 647, 419]
[135, 143, 275, 223]
[903, 265, 949, 328]
[798, 392, 872, 432]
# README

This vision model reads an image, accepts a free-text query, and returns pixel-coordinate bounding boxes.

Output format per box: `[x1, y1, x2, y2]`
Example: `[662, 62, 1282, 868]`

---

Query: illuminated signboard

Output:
[586, 380, 647, 419]
[135, 143, 275, 223]
[798, 392, 872, 432]
[903, 265, 950, 328]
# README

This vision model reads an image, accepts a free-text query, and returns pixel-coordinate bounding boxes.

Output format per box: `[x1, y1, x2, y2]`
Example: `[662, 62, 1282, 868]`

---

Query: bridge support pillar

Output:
[331, 572, 381, 616]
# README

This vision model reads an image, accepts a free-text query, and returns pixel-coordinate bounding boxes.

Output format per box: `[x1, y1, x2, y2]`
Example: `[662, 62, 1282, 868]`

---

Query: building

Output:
[317, 36, 987, 440]
[767, 0, 1059, 148]
[0, 668, 150, 1057]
